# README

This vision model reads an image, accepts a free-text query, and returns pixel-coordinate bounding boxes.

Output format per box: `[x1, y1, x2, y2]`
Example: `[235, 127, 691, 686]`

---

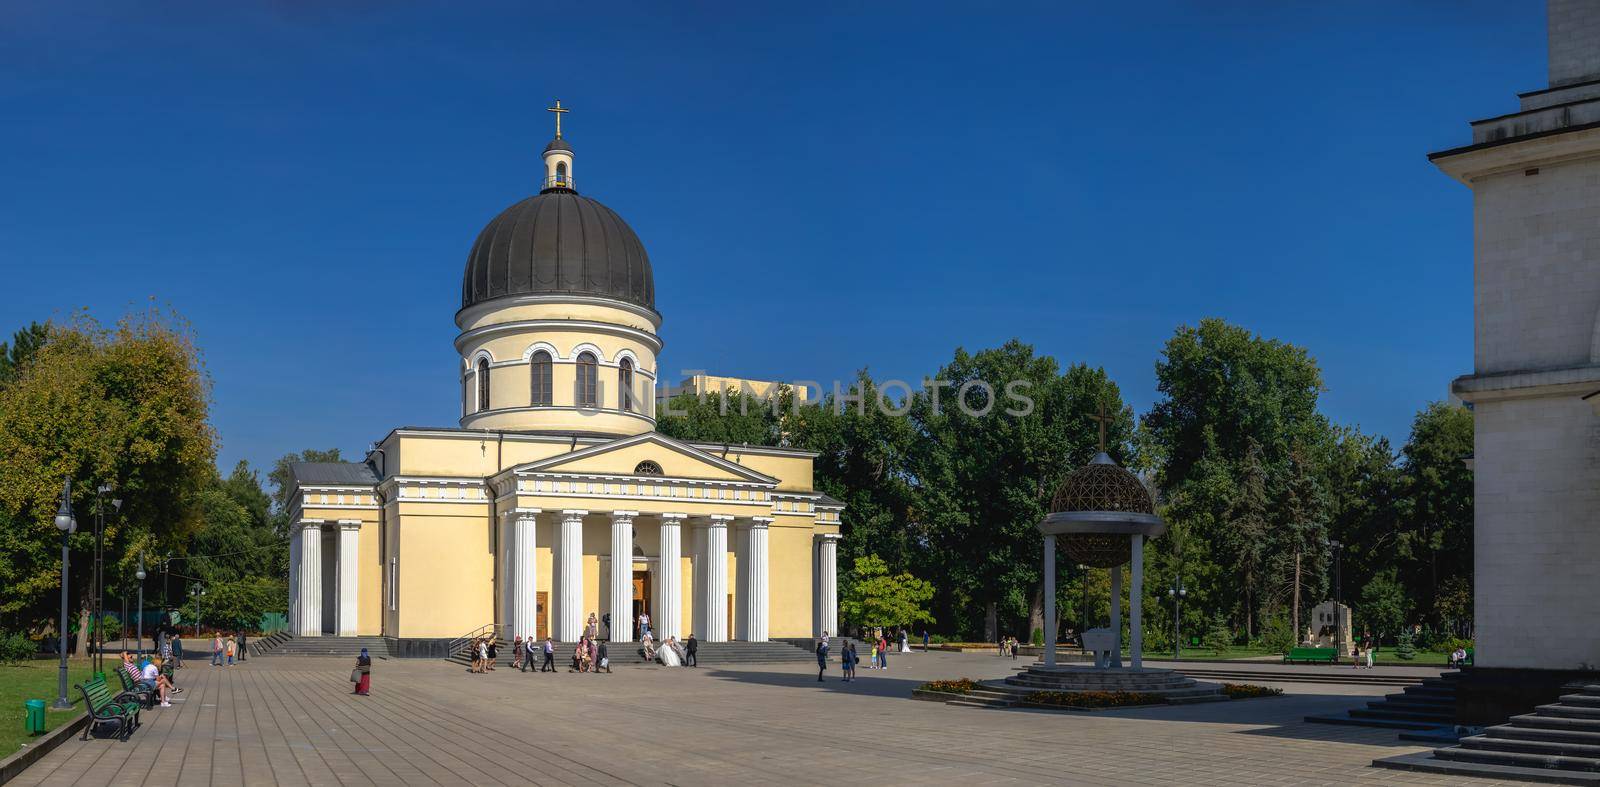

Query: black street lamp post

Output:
[52, 480, 76, 710]
[135, 557, 147, 656]
[1329, 539, 1343, 604]
[193, 585, 206, 639]
[1167, 581, 1188, 661]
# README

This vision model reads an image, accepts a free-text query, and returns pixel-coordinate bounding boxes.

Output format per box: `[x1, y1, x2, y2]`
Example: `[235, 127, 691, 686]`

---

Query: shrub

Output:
[1222, 683, 1283, 699]
[1026, 690, 1164, 708]
[0, 632, 36, 664]
[1203, 613, 1234, 655]
[1395, 630, 1417, 660]
[1031, 628, 1044, 646]
[1433, 636, 1473, 654]
[918, 678, 977, 695]
[1260, 615, 1294, 654]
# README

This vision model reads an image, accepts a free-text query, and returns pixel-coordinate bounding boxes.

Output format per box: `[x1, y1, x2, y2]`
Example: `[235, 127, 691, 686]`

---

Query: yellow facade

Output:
[284, 131, 844, 648]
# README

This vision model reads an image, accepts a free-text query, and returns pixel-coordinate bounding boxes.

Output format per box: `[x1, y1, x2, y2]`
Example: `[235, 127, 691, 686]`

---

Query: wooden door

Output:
[632, 571, 650, 638]
[535, 591, 548, 641]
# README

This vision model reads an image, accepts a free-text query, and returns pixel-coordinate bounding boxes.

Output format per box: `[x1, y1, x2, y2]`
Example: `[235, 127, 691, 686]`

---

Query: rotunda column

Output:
[1130, 534, 1144, 670]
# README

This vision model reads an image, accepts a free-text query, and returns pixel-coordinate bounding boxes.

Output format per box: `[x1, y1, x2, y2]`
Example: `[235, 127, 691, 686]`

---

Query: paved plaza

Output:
[14, 651, 1524, 786]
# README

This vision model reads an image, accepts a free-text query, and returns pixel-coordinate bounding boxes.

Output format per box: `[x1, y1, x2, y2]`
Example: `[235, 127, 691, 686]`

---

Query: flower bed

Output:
[1024, 690, 1165, 709]
[1221, 683, 1283, 699]
[917, 678, 977, 695]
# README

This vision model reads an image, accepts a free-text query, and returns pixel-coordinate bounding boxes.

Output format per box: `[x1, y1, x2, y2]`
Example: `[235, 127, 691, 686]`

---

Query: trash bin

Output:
[24, 699, 46, 735]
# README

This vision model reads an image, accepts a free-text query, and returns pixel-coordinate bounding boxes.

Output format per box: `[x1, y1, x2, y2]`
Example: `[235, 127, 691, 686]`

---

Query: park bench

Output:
[76, 676, 141, 741]
[113, 667, 157, 708]
[1283, 646, 1339, 664]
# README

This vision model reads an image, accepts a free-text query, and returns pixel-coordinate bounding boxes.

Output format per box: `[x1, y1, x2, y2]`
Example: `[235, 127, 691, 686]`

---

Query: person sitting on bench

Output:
[141, 657, 173, 707]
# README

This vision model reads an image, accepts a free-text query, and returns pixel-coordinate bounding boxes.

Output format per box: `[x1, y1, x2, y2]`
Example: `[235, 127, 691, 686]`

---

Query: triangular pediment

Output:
[513, 432, 778, 484]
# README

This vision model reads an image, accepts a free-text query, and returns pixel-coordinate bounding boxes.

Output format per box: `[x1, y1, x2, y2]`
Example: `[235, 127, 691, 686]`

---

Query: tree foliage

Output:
[839, 554, 934, 630]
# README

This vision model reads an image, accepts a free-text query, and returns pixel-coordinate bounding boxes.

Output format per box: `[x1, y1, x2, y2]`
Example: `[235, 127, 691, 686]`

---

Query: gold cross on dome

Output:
[547, 99, 570, 138]
[1089, 399, 1112, 454]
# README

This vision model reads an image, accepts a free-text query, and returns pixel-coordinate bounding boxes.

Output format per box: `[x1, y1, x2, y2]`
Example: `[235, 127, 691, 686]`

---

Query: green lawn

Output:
[0, 659, 98, 757]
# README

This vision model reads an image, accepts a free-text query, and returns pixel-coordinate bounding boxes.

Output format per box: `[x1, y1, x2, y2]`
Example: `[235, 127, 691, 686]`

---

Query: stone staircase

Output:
[251, 634, 390, 658]
[1307, 671, 1460, 731]
[446, 638, 817, 668]
[1377, 683, 1600, 782]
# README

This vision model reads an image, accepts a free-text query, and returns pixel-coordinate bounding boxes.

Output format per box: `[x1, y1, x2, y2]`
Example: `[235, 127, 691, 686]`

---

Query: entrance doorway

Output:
[536, 591, 548, 641]
[632, 570, 651, 639]
[727, 594, 734, 640]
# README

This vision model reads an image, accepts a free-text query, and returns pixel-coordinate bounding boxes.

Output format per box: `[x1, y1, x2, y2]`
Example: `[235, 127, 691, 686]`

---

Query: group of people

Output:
[467, 636, 500, 673]
[998, 635, 1022, 658]
[119, 651, 179, 708]
[815, 629, 911, 682]
[640, 632, 695, 666]
[209, 632, 246, 666]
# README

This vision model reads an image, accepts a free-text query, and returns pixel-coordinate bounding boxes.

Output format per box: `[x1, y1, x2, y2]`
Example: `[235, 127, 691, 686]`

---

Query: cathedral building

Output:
[284, 106, 844, 651]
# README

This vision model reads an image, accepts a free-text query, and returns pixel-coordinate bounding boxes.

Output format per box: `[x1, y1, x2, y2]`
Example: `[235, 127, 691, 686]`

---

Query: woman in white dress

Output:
[657, 636, 683, 667]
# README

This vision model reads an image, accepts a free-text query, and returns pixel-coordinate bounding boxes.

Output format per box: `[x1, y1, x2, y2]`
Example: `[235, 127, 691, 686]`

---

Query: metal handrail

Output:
[444, 623, 506, 661]
[541, 175, 575, 190]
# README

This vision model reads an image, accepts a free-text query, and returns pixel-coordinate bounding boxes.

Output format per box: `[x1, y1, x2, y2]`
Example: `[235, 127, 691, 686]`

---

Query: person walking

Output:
[225, 634, 237, 666]
[353, 648, 371, 695]
[841, 641, 854, 682]
[237, 631, 247, 662]
[597, 640, 610, 674]
[637, 611, 651, 640]
[879, 634, 890, 671]
[486, 637, 498, 671]
[685, 634, 698, 667]
[923, 629, 930, 652]
[522, 637, 537, 673]
[511, 635, 524, 670]
[585, 613, 598, 640]
[211, 634, 224, 666]
[541, 637, 555, 672]
[170, 631, 183, 668]
[816, 635, 830, 682]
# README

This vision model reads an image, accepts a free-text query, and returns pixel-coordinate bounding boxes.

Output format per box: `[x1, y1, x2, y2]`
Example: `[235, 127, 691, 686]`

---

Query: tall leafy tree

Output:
[1395, 402, 1473, 629]
[0, 322, 49, 386]
[0, 311, 215, 638]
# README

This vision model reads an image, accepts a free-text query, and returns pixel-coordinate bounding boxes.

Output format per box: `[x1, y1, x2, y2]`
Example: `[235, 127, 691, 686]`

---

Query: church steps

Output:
[1306, 671, 1460, 731]
[1461, 734, 1600, 759]
[445, 639, 816, 667]
[1375, 684, 1600, 781]
[252, 635, 390, 658]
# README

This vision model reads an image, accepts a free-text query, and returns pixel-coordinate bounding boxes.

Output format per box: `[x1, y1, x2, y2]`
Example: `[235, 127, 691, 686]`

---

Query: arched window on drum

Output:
[476, 358, 491, 412]
[530, 351, 553, 406]
[618, 357, 635, 412]
[576, 351, 598, 408]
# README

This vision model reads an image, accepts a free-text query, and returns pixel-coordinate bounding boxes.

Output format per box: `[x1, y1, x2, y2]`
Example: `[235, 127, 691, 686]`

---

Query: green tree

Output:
[268, 448, 342, 523]
[911, 342, 1131, 640]
[838, 554, 935, 631]
[656, 389, 786, 447]
[1358, 568, 1407, 642]
[0, 322, 49, 386]
[1395, 402, 1473, 629]
[0, 311, 215, 641]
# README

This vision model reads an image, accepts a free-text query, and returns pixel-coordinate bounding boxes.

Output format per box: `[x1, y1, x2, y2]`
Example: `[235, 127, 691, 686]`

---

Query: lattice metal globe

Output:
[1051, 453, 1155, 568]
[1051, 455, 1154, 515]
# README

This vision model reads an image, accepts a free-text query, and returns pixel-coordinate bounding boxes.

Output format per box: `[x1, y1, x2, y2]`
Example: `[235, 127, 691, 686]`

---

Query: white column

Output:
[701, 515, 731, 642]
[288, 527, 301, 635]
[1110, 563, 1123, 669]
[298, 524, 323, 637]
[745, 518, 771, 642]
[337, 521, 360, 636]
[1043, 533, 1057, 667]
[817, 534, 839, 637]
[658, 514, 684, 640]
[1129, 534, 1144, 670]
[557, 510, 587, 641]
[609, 510, 637, 642]
[511, 509, 540, 641]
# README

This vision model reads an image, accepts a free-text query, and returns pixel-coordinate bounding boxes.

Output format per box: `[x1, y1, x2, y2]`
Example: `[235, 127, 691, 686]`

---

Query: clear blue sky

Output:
[0, 2, 1544, 476]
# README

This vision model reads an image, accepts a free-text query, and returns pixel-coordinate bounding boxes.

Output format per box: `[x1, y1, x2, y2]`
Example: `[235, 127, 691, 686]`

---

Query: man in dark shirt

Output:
[685, 634, 698, 667]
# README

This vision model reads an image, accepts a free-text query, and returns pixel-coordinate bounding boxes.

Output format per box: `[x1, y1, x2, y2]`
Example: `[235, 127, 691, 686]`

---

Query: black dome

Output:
[461, 190, 655, 312]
